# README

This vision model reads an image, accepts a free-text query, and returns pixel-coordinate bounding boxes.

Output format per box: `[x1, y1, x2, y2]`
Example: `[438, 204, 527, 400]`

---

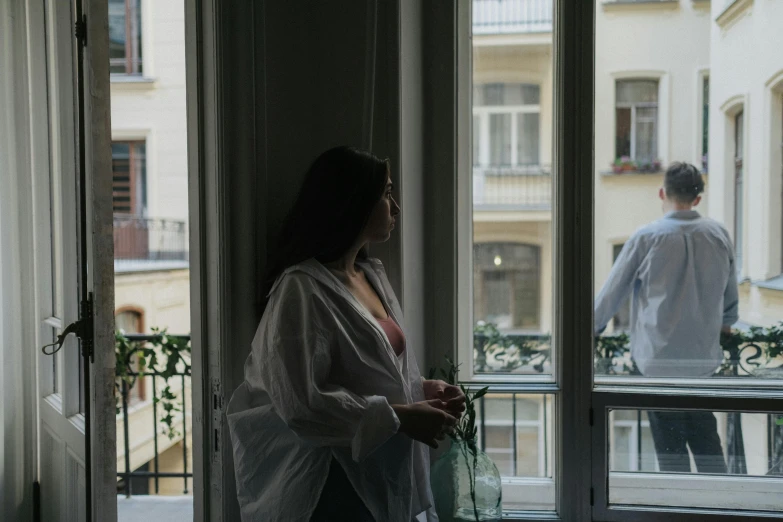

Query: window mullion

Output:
[555, 0, 595, 520]
[631, 104, 637, 160]
[481, 113, 490, 166]
[511, 111, 519, 166]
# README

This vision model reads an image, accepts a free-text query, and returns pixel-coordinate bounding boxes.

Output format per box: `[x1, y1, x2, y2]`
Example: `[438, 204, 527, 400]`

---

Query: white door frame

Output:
[185, 0, 219, 519]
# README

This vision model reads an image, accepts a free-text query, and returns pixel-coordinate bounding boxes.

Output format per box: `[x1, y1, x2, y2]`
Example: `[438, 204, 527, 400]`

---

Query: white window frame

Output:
[473, 85, 542, 170]
[615, 79, 659, 162]
[763, 70, 783, 278]
[694, 68, 710, 171]
[610, 70, 670, 166]
[719, 95, 748, 280]
[452, 1, 596, 518]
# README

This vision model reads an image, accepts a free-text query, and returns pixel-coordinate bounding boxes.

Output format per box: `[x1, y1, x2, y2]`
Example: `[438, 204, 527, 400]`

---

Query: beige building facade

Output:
[706, 0, 783, 328]
[109, 0, 192, 498]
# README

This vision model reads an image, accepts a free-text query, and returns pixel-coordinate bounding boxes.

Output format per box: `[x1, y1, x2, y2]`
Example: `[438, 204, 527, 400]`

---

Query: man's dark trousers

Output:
[647, 410, 728, 473]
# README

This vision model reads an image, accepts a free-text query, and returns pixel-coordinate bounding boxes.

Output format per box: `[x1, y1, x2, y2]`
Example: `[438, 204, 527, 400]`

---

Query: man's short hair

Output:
[664, 162, 705, 204]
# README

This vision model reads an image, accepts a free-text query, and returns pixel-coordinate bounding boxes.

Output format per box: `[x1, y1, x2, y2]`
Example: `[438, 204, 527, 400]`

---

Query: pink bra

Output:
[377, 316, 406, 356]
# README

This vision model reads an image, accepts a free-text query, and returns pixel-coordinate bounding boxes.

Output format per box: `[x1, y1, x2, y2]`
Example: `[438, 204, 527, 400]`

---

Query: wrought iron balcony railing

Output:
[116, 332, 191, 497]
[473, 323, 783, 476]
[114, 215, 188, 268]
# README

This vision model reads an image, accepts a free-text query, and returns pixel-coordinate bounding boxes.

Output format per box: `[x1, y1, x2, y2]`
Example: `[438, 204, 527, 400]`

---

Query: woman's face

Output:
[362, 172, 400, 243]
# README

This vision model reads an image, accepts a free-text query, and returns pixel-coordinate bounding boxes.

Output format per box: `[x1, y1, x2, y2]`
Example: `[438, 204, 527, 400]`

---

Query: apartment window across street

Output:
[615, 79, 659, 163]
[112, 141, 147, 215]
[474, 243, 541, 331]
[473, 83, 541, 170]
[109, 0, 142, 75]
[115, 309, 146, 405]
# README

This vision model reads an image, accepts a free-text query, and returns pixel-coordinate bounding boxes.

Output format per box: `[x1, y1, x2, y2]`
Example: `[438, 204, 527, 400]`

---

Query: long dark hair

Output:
[263, 146, 390, 300]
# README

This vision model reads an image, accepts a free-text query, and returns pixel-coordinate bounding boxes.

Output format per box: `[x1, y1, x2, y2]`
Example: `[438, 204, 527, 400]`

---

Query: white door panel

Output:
[30, 0, 115, 519]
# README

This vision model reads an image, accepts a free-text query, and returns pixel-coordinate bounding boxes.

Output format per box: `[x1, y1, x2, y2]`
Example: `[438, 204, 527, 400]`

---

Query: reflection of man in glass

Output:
[595, 162, 739, 473]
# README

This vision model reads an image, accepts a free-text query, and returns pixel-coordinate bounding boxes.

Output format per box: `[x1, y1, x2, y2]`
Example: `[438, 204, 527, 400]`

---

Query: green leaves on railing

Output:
[115, 328, 192, 440]
[473, 322, 783, 376]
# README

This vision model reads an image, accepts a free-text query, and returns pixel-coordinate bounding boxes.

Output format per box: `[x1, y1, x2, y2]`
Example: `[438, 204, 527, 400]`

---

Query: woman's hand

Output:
[423, 379, 467, 420]
[392, 400, 458, 449]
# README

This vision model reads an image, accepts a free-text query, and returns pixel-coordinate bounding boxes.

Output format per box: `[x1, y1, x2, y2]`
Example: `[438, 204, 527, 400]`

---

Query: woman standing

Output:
[227, 146, 465, 521]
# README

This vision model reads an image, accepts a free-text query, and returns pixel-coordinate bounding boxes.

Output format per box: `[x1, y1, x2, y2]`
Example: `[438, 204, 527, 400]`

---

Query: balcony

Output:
[473, 166, 552, 210]
[116, 332, 192, 520]
[114, 216, 189, 273]
[473, 0, 553, 35]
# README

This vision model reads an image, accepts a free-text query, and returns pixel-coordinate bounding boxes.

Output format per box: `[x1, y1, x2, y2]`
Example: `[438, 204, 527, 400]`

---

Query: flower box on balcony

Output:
[607, 157, 662, 175]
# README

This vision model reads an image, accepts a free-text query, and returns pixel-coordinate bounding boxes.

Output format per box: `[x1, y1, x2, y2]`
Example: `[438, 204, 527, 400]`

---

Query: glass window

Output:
[468, 6, 555, 513]
[473, 83, 542, 170]
[115, 310, 146, 406]
[112, 141, 147, 216]
[475, 393, 554, 482]
[474, 243, 541, 333]
[593, 1, 783, 518]
[607, 408, 783, 513]
[109, 0, 143, 75]
[615, 80, 659, 163]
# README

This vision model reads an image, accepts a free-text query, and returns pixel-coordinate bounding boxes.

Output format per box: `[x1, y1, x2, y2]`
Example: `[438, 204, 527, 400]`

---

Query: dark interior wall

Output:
[215, 1, 405, 518]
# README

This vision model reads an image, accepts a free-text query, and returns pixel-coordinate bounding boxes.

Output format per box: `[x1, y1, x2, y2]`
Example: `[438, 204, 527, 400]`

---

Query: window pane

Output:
[615, 107, 631, 159]
[608, 408, 783, 512]
[112, 141, 147, 216]
[469, 3, 555, 514]
[108, 0, 127, 74]
[616, 80, 658, 104]
[474, 244, 545, 373]
[473, 393, 555, 510]
[472, 4, 553, 382]
[593, 5, 783, 384]
[634, 112, 657, 163]
[112, 142, 132, 213]
[474, 83, 541, 106]
[517, 113, 540, 166]
[109, 0, 142, 74]
[488, 114, 511, 166]
[51, 328, 59, 394]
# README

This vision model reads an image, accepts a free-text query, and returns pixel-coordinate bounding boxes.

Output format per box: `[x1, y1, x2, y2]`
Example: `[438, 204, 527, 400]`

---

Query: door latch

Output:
[41, 293, 94, 361]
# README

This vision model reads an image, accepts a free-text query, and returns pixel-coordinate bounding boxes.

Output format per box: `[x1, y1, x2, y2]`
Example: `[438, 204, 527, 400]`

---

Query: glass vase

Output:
[430, 438, 502, 522]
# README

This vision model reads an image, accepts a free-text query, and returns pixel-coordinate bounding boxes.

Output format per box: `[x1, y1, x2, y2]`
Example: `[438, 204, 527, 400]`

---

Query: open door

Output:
[34, 0, 115, 520]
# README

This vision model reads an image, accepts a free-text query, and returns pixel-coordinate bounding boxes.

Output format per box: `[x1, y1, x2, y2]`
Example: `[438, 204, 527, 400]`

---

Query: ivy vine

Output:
[115, 328, 192, 440]
[473, 321, 783, 377]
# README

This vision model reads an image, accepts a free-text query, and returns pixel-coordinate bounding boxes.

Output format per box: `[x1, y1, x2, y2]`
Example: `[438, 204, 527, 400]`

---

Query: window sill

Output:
[110, 75, 157, 89]
[602, 0, 680, 12]
[609, 471, 783, 512]
[716, 0, 753, 28]
[600, 169, 664, 176]
[115, 260, 190, 274]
